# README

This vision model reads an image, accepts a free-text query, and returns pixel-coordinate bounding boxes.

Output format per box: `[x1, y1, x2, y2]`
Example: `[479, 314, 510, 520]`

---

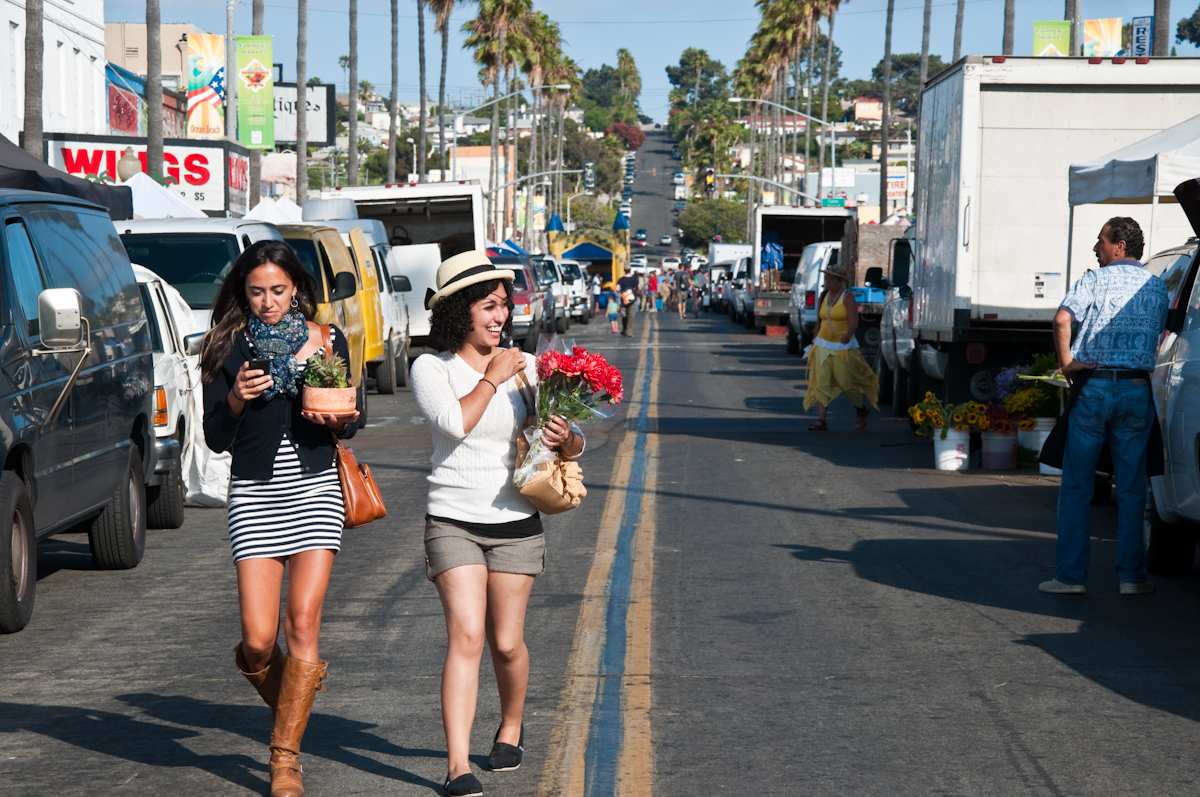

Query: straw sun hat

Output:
[424, 250, 515, 309]
[820, 261, 854, 283]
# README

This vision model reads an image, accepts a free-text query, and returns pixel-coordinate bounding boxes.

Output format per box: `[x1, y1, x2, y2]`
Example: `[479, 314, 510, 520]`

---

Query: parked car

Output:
[506, 261, 550, 353]
[619, 201, 632, 216]
[659, 234, 672, 246]
[672, 172, 685, 185]
[387, 243, 441, 356]
[117, 218, 284, 330]
[531, 256, 570, 334]
[277, 223, 368, 422]
[629, 254, 648, 269]
[558, 258, 591, 323]
[133, 264, 196, 530]
[662, 256, 681, 271]
[0, 190, 159, 634]
[787, 241, 841, 354]
[635, 229, 648, 242]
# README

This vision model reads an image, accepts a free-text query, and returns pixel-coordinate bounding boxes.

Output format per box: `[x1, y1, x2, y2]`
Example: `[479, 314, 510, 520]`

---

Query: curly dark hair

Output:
[1103, 217, 1145, 259]
[429, 278, 514, 352]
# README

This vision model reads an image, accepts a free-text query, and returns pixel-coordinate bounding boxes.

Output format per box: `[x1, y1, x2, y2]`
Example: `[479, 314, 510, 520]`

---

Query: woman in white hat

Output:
[410, 250, 584, 797]
[804, 261, 879, 431]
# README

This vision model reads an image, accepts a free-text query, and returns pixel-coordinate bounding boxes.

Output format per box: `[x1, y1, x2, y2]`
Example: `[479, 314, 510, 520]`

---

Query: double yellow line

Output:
[538, 315, 661, 797]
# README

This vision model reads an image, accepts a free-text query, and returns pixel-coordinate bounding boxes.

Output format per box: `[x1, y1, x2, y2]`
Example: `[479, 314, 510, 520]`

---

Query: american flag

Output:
[189, 66, 225, 108]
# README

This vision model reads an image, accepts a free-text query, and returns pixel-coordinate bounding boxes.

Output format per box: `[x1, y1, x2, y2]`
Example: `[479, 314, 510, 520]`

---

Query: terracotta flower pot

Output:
[302, 385, 357, 416]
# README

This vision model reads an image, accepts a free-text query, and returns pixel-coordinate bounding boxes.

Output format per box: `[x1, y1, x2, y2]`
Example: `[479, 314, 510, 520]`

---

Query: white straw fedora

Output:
[819, 261, 854, 283]
[425, 249, 515, 309]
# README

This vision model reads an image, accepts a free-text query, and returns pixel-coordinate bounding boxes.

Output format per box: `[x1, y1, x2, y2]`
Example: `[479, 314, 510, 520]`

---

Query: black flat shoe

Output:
[444, 772, 483, 797]
[487, 724, 525, 772]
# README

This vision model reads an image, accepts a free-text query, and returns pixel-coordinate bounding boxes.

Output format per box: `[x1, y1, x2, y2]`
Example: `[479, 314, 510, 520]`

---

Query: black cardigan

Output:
[203, 324, 358, 481]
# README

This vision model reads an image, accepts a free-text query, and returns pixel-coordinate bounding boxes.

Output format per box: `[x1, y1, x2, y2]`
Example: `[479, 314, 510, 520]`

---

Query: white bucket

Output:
[1017, 417, 1060, 475]
[981, 431, 1018, 470]
[933, 429, 970, 472]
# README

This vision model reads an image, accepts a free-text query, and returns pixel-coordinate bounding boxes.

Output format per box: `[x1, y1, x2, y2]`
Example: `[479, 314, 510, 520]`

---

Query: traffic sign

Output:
[821, 197, 847, 207]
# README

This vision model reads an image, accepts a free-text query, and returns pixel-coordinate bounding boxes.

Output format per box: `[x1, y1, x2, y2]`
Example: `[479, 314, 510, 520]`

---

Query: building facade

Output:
[1, 0, 107, 143]
[104, 22, 206, 91]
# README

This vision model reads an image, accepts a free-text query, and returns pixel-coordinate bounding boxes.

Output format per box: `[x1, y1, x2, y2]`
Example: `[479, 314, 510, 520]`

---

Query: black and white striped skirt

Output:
[227, 436, 345, 562]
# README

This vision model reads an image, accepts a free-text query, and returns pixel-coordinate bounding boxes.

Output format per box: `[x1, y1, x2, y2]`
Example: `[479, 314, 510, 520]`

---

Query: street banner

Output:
[1032, 20, 1072, 57]
[1082, 18, 1124, 57]
[236, 35, 274, 149]
[187, 33, 226, 139]
[1131, 16, 1154, 57]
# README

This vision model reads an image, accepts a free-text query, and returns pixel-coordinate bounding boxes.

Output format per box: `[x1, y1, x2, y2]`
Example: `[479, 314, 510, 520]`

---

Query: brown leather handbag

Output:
[334, 439, 387, 528]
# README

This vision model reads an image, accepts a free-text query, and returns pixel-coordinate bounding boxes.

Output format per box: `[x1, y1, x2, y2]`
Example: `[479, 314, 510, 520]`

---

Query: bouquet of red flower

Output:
[513, 345, 622, 512]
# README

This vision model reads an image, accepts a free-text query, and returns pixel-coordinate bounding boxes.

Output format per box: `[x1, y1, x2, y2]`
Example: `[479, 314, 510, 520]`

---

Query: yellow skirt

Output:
[803, 344, 880, 411]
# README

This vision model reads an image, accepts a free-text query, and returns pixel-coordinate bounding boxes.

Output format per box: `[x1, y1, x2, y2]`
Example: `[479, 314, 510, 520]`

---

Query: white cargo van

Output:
[901, 56, 1200, 402]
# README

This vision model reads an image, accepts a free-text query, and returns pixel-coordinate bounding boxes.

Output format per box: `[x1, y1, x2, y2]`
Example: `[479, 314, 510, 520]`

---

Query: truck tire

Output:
[556, 312, 569, 335]
[578, 308, 590, 325]
[88, 448, 146, 570]
[0, 472, 35, 633]
[146, 461, 185, 530]
[377, 340, 398, 394]
[1145, 491, 1196, 576]
[891, 364, 909, 417]
[786, 325, 800, 355]
[876, 356, 894, 407]
[394, 342, 410, 388]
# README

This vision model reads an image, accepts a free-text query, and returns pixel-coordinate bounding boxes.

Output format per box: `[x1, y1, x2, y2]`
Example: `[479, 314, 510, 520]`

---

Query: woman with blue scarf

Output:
[201, 240, 359, 797]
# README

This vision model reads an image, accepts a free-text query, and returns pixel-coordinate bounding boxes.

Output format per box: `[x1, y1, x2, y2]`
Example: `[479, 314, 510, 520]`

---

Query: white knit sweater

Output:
[411, 351, 544, 523]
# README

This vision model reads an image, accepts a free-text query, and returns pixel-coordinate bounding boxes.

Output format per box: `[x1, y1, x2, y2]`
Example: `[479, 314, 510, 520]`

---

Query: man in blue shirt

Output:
[1040, 218, 1168, 596]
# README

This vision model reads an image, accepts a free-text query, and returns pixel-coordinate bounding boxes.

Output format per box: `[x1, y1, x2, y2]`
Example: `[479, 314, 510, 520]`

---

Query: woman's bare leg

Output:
[436, 564, 490, 779]
[485, 572, 536, 745]
[237, 557, 286, 669]
[283, 549, 336, 662]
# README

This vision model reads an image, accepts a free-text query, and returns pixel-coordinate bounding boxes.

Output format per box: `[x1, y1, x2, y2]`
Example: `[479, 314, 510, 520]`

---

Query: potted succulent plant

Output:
[302, 351, 356, 416]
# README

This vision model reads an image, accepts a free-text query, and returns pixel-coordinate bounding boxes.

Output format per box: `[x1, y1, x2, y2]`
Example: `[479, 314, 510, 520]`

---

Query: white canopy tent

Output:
[244, 196, 290, 224]
[125, 172, 206, 219]
[1067, 114, 1200, 278]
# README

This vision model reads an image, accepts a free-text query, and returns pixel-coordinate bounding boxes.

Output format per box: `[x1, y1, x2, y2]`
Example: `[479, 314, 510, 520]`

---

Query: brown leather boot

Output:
[234, 642, 284, 710]
[268, 656, 327, 797]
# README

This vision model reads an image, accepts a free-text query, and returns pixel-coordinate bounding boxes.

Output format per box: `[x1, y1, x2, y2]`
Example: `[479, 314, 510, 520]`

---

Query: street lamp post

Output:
[450, 83, 570, 182]
[565, 191, 589, 229]
[406, 137, 416, 180]
[730, 96, 838, 201]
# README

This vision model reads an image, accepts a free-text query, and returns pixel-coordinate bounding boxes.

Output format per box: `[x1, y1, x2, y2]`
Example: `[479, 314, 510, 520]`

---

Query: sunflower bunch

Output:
[983, 403, 1015, 434]
[1003, 384, 1059, 420]
[958, 401, 989, 432]
[909, 391, 950, 437]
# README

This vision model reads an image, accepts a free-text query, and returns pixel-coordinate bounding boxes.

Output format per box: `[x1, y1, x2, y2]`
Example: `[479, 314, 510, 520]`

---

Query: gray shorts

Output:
[424, 517, 546, 581]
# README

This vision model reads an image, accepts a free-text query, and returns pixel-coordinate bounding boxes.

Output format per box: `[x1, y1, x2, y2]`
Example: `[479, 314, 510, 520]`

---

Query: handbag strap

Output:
[514, 370, 537, 416]
[320, 323, 333, 356]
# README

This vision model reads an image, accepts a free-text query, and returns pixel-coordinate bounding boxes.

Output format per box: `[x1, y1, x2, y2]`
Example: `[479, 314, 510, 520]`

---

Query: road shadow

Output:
[116, 693, 448, 791]
[842, 482, 1063, 534]
[0, 700, 266, 792]
[36, 537, 95, 581]
[777, 536, 1200, 724]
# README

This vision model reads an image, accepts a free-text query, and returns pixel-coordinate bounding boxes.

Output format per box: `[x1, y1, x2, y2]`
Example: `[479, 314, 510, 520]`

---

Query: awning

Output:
[0, 134, 132, 219]
[1069, 114, 1200, 206]
[562, 242, 614, 261]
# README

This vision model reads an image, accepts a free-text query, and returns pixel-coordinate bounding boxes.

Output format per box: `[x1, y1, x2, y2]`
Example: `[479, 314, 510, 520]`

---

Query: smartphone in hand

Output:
[247, 357, 271, 374]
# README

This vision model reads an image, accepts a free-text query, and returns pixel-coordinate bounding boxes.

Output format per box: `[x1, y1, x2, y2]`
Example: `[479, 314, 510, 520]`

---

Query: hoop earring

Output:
[290, 296, 299, 309]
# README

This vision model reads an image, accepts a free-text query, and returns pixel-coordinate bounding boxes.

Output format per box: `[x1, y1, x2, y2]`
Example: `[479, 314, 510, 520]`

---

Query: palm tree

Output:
[249, 0, 265, 206]
[146, 0, 162, 177]
[388, 0, 398, 183]
[915, 0, 931, 213]
[22, 0, 42, 160]
[430, 0, 456, 184]
[348, 0, 359, 185]
[1153, 0, 1169, 56]
[416, 0, 428, 182]
[953, 0, 965, 60]
[518, 12, 560, 248]
[1001, 0, 1014, 54]
[880, 0, 895, 221]
[296, 0, 308, 199]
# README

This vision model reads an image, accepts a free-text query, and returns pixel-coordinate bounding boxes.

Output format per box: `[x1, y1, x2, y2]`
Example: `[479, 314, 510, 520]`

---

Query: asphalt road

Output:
[6, 134, 1200, 796]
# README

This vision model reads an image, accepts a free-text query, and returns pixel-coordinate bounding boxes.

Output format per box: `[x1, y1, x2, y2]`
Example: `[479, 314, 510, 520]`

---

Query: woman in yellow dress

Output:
[804, 262, 879, 431]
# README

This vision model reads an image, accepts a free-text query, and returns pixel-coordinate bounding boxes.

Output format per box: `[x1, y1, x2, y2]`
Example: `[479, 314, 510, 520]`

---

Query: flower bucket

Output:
[981, 431, 1018, 470]
[933, 429, 970, 472]
[1017, 417, 1059, 474]
[302, 385, 357, 417]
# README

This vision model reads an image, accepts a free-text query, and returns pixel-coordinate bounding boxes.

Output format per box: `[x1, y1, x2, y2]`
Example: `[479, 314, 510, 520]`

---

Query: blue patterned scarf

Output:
[246, 311, 308, 400]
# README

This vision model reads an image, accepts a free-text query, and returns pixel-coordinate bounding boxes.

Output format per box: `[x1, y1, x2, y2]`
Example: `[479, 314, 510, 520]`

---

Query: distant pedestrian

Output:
[201, 241, 359, 797]
[803, 261, 878, 431]
[618, 270, 639, 336]
[658, 272, 671, 312]
[1039, 218, 1168, 597]
[606, 284, 622, 333]
[591, 273, 601, 316]
[411, 251, 585, 797]
[647, 272, 659, 312]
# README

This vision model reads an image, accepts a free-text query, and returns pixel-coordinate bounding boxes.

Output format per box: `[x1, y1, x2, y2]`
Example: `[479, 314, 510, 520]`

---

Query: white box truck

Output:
[895, 55, 1200, 401]
[752, 205, 856, 330]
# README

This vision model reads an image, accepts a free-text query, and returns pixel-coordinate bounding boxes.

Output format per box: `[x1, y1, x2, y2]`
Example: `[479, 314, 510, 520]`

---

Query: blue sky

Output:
[106, 0, 1199, 122]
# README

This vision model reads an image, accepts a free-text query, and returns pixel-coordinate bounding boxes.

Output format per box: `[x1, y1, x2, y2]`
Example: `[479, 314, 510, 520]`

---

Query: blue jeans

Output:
[1055, 378, 1153, 585]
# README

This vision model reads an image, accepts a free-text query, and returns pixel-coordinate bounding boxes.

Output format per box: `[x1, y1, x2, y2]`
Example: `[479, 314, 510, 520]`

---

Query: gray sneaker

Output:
[1119, 581, 1155, 596]
[1038, 578, 1087, 595]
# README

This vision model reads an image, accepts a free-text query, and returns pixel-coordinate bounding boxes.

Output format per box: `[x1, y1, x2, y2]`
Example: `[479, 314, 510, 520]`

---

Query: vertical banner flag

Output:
[187, 33, 226, 138]
[1131, 16, 1154, 57]
[1032, 20, 1072, 57]
[1083, 18, 1125, 57]
[236, 35, 274, 149]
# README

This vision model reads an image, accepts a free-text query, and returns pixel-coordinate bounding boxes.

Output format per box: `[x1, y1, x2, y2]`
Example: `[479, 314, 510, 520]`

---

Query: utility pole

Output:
[225, 0, 236, 144]
[248, 0, 264, 207]
[296, 0, 308, 201]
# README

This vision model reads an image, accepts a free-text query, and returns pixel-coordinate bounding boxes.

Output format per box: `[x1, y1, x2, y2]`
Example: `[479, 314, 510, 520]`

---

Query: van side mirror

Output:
[391, 274, 412, 293]
[37, 288, 83, 348]
[184, 332, 205, 356]
[899, 285, 913, 300]
[890, 238, 912, 288]
[330, 271, 358, 301]
[864, 267, 885, 288]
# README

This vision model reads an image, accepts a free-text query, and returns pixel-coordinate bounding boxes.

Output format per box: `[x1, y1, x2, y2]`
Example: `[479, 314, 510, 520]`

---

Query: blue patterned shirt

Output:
[1060, 260, 1168, 371]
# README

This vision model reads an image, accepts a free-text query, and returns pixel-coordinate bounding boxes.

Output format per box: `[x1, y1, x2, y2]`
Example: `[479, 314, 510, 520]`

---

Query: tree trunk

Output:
[225, 0, 236, 143]
[416, 0, 428, 182]
[880, 0, 896, 222]
[438, 21, 448, 182]
[556, 103, 565, 216]
[525, 83, 538, 248]
[296, 0, 308, 200]
[1064, 0, 1078, 56]
[21, 0, 42, 160]
[819, 9, 837, 194]
[804, 15, 816, 199]
[502, 70, 513, 241]
[348, 0, 358, 184]
[249, 0, 264, 206]
[953, 0, 965, 61]
[915, 0, 931, 215]
[1002, 0, 1015, 55]
[1153, 0, 1170, 56]
[145, 0, 161, 176]
[489, 72, 500, 239]
[387, 0, 398, 183]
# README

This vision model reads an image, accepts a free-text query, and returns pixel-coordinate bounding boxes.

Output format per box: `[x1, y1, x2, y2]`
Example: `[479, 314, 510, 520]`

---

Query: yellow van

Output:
[277, 224, 367, 400]
[344, 228, 387, 380]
